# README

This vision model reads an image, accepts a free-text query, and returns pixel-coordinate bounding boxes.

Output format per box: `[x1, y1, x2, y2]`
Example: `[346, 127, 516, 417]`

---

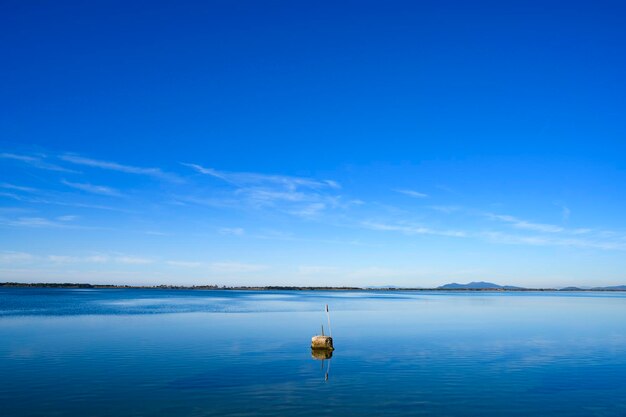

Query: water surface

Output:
[1, 288, 626, 416]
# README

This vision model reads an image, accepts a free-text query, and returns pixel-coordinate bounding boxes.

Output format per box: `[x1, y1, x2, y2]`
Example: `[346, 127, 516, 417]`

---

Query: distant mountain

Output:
[559, 286, 584, 291]
[560, 285, 626, 291]
[591, 285, 626, 291]
[438, 281, 523, 290]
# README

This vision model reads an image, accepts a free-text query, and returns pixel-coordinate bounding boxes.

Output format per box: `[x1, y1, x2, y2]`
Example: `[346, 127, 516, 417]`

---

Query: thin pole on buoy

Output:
[326, 304, 332, 337]
[311, 304, 334, 351]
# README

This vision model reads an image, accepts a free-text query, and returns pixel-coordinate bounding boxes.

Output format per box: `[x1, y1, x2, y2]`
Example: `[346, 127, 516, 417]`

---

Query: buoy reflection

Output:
[311, 349, 333, 360]
[311, 349, 332, 381]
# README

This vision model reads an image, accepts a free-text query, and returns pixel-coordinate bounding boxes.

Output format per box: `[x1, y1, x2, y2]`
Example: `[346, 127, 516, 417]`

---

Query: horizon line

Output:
[2, 282, 625, 291]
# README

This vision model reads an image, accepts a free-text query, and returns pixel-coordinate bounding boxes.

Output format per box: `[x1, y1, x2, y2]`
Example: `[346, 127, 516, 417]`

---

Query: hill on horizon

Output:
[592, 285, 626, 291]
[438, 281, 524, 290]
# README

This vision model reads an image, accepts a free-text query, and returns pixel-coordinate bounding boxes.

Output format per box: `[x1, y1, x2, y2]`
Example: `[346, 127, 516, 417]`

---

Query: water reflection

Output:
[311, 349, 333, 360]
[311, 349, 332, 381]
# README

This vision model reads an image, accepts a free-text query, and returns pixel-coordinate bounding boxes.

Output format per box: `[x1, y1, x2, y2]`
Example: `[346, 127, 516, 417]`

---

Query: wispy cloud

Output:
[0, 251, 36, 263]
[167, 260, 203, 268]
[209, 262, 268, 273]
[0, 191, 134, 213]
[362, 209, 626, 251]
[2, 216, 71, 228]
[218, 227, 245, 236]
[0, 251, 270, 272]
[60, 154, 180, 182]
[46, 254, 123, 264]
[481, 231, 626, 251]
[239, 188, 309, 204]
[171, 195, 240, 209]
[0, 192, 24, 201]
[183, 163, 340, 190]
[0, 183, 39, 193]
[0, 153, 77, 173]
[61, 180, 121, 196]
[395, 189, 428, 199]
[1, 252, 156, 265]
[289, 202, 328, 218]
[183, 163, 345, 219]
[428, 205, 461, 213]
[57, 215, 78, 222]
[244, 229, 376, 247]
[115, 256, 153, 265]
[487, 213, 564, 233]
[362, 221, 468, 237]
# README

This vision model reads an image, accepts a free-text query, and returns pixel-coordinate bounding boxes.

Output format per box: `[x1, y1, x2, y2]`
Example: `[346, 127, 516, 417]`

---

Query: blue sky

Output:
[1, 1, 626, 287]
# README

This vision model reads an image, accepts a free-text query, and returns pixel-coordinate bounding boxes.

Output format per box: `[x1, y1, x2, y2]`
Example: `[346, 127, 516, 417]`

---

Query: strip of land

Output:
[1, 282, 625, 291]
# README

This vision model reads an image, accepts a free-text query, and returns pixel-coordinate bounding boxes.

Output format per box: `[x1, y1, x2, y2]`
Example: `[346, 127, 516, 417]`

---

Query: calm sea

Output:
[1, 288, 626, 416]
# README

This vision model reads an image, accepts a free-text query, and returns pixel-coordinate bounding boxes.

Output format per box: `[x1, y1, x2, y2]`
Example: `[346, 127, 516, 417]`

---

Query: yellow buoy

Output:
[311, 335, 334, 350]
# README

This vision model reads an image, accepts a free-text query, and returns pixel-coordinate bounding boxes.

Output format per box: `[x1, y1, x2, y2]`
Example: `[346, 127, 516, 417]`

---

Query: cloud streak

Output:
[362, 221, 468, 238]
[218, 227, 245, 236]
[0, 251, 274, 276]
[183, 163, 340, 190]
[363, 214, 626, 251]
[1, 216, 73, 228]
[209, 262, 268, 273]
[0, 183, 40, 193]
[487, 213, 564, 233]
[1, 153, 78, 173]
[0, 251, 36, 263]
[62, 180, 121, 196]
[482, 231, 626, 251]
[395, 189, 428, 199]
[183, 163, 345, 219]
[0, 252, 157, 265]
[166, 260, 203, 268]
[60, 154, 180, 182]
[47, 254, 108, 264]
[115, 256, 154, 265]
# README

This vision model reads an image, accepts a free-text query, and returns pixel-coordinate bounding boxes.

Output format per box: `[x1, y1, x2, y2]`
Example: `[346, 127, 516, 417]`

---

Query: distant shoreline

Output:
[1, 282, 625, 291]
